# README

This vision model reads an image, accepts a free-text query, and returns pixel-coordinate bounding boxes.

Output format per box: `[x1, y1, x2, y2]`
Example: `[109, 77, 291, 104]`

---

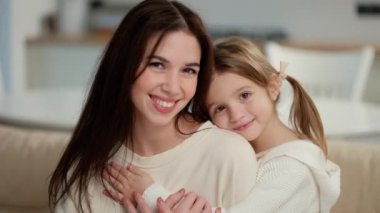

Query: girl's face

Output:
[206, 72, 277, 142]
[131, 30, 201, 127]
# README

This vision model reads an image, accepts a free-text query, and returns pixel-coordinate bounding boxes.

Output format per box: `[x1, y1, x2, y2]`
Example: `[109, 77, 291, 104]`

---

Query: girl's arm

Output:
[102, 162, 155, 202]
[103, 162, 175, 210]
[121, 190, 212, 213]
[162, 156, 321, 213]
[103, 162, 213, 212]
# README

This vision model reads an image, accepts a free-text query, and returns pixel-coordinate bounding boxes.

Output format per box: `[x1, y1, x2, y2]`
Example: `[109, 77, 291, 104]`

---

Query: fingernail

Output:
[178, 188, 185, 194]
[157, 197, 164, 204]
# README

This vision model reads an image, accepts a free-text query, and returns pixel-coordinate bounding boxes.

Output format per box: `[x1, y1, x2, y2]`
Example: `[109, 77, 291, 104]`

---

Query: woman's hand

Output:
[102, 162, 153, 202]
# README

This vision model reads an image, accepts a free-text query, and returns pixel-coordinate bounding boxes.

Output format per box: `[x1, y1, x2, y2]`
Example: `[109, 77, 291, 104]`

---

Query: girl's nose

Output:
[229, 105, 245, 123]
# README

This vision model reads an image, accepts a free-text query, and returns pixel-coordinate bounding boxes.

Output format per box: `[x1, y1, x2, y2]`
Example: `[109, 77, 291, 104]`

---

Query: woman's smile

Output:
[150, 94, 178, 113]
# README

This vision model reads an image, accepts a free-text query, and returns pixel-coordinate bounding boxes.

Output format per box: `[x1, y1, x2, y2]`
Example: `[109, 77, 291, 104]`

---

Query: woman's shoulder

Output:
[195, 121, 255, 158]
[199, 121, 251, 145]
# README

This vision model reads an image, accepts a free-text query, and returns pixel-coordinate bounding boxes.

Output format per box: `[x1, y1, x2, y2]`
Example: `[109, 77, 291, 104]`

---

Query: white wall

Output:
[186, 0, 380, 44]
[2, 0, 380, 93]
[0, 0, 55, 93]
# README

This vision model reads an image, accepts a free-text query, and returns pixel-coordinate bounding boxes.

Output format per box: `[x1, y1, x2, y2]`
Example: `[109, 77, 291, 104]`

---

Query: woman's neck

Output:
[252, 115, 299, 153]
[131, 115, 200, 156]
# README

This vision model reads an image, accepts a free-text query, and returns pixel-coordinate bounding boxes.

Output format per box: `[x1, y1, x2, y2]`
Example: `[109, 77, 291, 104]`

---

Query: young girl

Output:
[48, 2, 258, 212]
[104, 37, 340, 212]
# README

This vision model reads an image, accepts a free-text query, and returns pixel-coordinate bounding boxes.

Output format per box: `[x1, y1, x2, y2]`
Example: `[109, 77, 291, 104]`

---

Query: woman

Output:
[49, 1, 257, 212]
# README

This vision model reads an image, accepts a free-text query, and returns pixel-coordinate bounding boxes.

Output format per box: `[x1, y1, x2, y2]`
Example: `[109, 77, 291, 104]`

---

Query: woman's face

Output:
[206, 72, 277, 142]
[131, 30, 201, 127]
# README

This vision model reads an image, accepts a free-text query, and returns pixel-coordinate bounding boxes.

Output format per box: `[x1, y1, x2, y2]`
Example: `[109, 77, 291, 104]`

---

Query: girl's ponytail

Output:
[286, 75, 327, 156]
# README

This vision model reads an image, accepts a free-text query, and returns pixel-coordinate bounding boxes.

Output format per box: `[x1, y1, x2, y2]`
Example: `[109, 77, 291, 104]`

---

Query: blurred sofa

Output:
[0, 123, 379, 213]
[0, 124, 70, 213]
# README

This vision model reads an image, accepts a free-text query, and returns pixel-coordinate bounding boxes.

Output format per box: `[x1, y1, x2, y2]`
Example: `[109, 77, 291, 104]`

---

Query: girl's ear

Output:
[267, 73, 282, 101]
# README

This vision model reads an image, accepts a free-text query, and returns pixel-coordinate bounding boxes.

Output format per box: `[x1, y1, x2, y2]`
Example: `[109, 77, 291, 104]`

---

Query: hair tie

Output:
[279, 61, 288, 80]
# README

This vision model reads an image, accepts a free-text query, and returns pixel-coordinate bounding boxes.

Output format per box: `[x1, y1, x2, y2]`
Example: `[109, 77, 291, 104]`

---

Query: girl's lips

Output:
[233, 119, 254, 131]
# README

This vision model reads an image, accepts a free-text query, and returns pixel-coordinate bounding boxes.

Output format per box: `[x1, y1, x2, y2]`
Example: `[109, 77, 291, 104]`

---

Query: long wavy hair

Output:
[200, 37, 327, 156]
[48, 0, 213, 212]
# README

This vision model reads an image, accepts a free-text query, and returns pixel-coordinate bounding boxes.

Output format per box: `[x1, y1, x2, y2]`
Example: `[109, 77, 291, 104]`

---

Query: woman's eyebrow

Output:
[148, 55, 200, 67]
[186, 62, 200, 68]
[147, 55, 168, 63]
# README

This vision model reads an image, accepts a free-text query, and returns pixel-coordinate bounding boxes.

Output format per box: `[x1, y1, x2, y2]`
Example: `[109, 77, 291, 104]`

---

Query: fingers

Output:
[190, 196, 207, 212]
[175, 192, 198, 211]
[127, 164, 146, 176]
[202, 202, 211, 213]
[157, 197, 171, 213]
[164, 188, 186, 208]
[102, 189, 124, 202]
[107, 162, 129, 178]
[102, 168, 126, 194]
[122, 197, 138, 213]
[134, 192, 152, 213]
[214, 207, 222, 213]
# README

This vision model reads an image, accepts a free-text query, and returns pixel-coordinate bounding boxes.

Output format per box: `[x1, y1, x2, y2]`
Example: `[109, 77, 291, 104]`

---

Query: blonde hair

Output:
[211, 37, 327, 156]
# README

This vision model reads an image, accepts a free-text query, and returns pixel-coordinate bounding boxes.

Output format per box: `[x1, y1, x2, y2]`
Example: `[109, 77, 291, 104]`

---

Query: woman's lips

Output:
[150, 95, 177, 113]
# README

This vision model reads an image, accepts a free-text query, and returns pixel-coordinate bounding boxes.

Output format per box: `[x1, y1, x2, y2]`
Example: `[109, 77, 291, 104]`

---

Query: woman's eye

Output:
[240, 92, 251, 100]
[183, 68, 199, 76]
[149, 62, 164, 69]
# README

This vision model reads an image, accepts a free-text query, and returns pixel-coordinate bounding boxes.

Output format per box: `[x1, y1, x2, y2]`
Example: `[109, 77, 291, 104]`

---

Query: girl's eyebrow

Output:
[236, 86, 253, 93]
[148, 55, 200, 68]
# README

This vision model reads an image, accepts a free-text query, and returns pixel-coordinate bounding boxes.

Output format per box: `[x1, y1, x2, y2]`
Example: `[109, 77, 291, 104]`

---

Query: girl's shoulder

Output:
[260, 140, 325, 168]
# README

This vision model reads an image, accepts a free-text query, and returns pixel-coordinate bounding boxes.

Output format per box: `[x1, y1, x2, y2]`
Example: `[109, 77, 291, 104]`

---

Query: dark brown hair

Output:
[203, 37, 327, 155]
[49, 0, 213, 212]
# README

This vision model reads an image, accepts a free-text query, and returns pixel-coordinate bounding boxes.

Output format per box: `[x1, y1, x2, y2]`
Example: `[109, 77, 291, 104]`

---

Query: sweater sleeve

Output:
[224, 156, 319, 213]
[142, 182, 171, 211]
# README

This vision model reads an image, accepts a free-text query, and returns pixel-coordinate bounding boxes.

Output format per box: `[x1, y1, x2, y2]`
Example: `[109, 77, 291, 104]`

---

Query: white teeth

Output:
[155, 99, 174, 108]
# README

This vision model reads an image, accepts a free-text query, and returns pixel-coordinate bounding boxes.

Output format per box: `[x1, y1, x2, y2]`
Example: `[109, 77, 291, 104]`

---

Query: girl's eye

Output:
[183, 68, 199, 76]
[214, 105, 226, 114]
[240, 92, 252, 100]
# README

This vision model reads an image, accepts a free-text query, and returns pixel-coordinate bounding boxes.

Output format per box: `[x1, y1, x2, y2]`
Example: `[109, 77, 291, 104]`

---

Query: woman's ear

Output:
[267, 73, 282, 101]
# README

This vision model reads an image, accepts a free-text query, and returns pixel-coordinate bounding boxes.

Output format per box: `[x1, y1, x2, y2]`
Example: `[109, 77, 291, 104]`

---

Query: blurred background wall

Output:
[1, 0, 380, 99]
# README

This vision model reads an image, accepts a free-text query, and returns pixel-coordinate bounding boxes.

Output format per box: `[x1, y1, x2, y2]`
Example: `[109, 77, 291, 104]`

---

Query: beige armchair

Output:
[0, 124, 379, 212]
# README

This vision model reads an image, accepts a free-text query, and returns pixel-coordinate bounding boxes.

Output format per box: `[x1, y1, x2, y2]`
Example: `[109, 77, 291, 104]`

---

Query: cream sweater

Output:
[144, 140, 340, 213]
[55, 121, 258, 212]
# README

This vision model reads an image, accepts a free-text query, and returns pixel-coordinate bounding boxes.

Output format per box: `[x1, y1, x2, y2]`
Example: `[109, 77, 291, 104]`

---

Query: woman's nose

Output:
[161, 71, 181, 95]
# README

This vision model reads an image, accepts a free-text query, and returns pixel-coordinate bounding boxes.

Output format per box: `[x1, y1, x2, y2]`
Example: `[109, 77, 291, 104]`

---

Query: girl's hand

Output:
[102, 162, 154, 202]
[122, 192, 153, 213]
[157, 190, 212, 213]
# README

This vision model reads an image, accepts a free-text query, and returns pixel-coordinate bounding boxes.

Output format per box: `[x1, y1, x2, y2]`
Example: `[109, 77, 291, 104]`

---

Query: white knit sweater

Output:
[143, 140, 340, 213]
